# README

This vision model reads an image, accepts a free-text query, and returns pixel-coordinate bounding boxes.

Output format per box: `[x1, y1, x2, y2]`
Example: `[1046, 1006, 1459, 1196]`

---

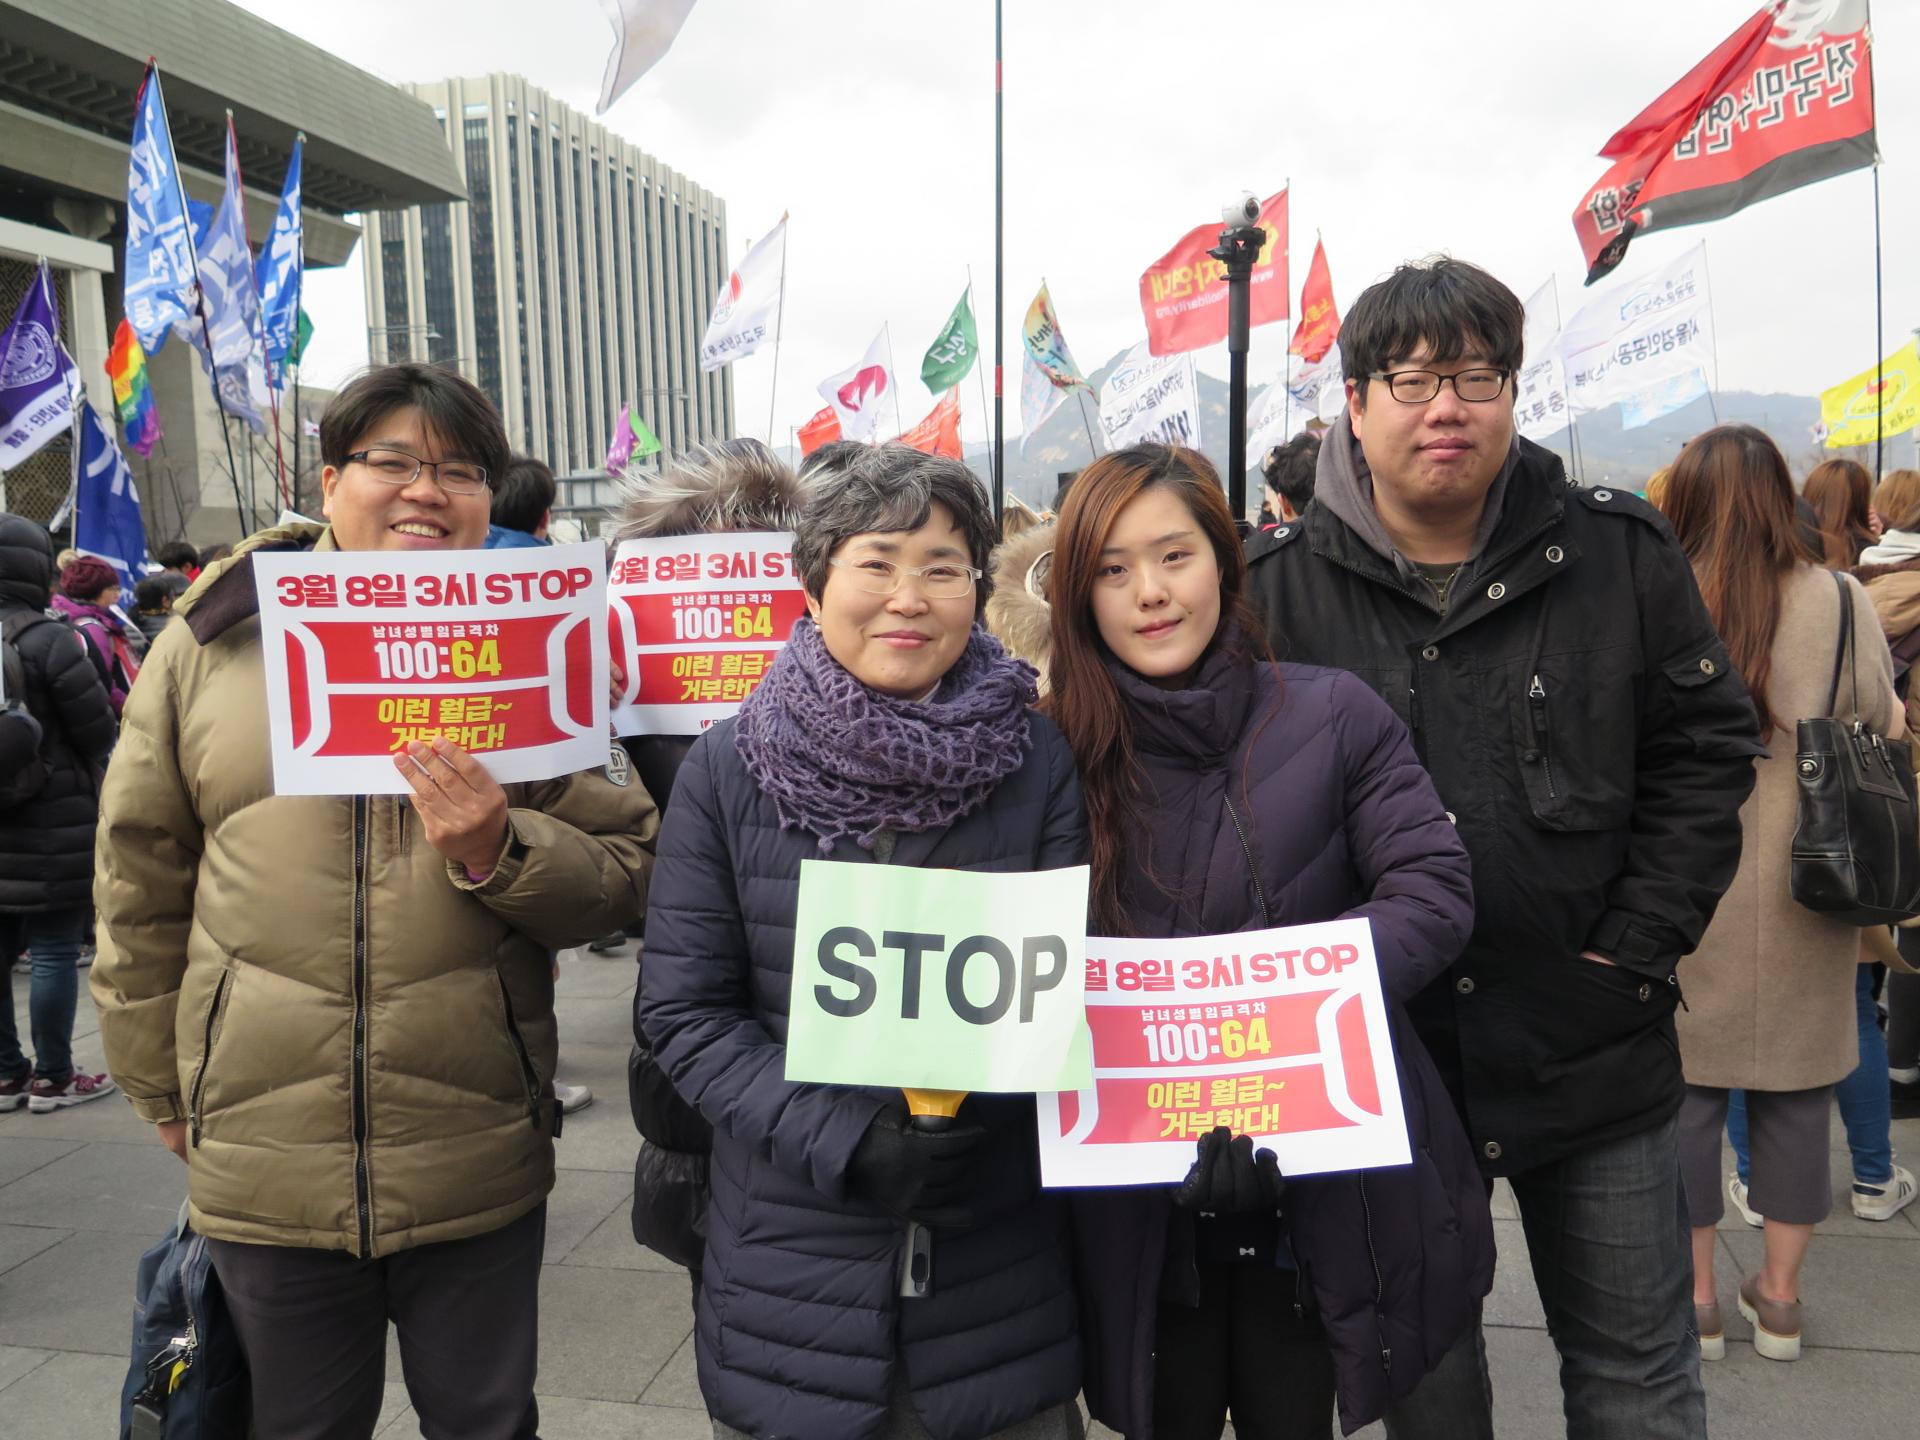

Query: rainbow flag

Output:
[105, 317, 161, 458]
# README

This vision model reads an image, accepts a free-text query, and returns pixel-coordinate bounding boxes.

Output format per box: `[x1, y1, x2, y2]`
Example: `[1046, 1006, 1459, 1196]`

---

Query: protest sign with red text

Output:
[608, 532, 806, 736]
[1038, 917, 1408, 1187]
[254, 543, 609, 795]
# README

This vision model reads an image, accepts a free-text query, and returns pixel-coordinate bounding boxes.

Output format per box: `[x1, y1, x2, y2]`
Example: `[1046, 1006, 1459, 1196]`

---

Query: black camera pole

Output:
[1211, 223, 1267, 527]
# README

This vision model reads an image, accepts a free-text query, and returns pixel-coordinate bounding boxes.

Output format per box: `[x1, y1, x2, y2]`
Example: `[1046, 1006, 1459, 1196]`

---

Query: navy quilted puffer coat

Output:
[638, 711, 1087, 1440]
[1073, 648, 1495, 1437]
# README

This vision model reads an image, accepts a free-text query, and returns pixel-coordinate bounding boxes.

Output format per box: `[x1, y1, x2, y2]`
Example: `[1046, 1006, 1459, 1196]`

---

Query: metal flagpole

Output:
[991, 0, 1005, 519]
[1552, 275, 1584, 482]
[766, 217, 789, 444]
[1700, 239, 1722, 426]
[151, 65, 252, 535]
[291, 363, 301, 515]
[1073, 388, 1099, 457]
[1874, 162, 1885, 481]
[966, 269, 992, 491]
[884, 323, 904, 439]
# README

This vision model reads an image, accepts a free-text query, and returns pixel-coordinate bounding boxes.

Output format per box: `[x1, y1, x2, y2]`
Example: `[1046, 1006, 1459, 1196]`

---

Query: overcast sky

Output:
[236, 0, 1917, 449]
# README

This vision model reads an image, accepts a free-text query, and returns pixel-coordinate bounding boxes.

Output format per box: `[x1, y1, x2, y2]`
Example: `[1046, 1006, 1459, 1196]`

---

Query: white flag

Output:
[699, 215, 786, 373]
[1288, 350, 1346, 425]
[1248, 373, 1292, 463]
[1099, 342, 1201, 451]
[818, 329, 896, 443]
[597, 0, 698, 113]
[1514, 279, 1571, 441]
[1560, 244, 1715, 418]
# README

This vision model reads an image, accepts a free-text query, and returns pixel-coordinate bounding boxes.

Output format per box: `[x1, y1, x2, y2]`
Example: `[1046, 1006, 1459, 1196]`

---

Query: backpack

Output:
[0, 612, 52, 808]
[120, 1202, 250, 1439]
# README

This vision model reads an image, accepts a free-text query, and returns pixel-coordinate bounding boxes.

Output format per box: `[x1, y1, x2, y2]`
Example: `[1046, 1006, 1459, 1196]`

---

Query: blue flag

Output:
[73, 402, 148, 593]
[257, 137, 303, 380]
[0, 260, 80, 467]
[183, 118, 270, 433]
[123, 66, 198, 354]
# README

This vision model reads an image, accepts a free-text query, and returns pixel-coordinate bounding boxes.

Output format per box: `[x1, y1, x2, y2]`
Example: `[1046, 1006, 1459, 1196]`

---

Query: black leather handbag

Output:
[1790, 571, 1920, 925]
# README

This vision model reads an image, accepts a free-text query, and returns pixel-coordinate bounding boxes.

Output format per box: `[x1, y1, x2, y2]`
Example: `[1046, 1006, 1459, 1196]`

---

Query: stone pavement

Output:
[1, 942, 1916, 1438]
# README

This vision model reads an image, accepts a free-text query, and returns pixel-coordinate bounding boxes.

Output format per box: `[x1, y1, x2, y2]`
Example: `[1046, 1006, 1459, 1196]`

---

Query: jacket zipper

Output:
[1224, 796, 1272, 926]
[351, 795, 373, 1257]
[187, 970, 231, 1148]
[1357, 1175, 1392, 1374]
[497, 975, 543, 1124]
[1528, 674, 1558, 799]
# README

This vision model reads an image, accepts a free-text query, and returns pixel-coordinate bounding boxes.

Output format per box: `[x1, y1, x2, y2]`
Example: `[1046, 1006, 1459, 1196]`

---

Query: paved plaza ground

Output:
[1, 941, 1915, 1437]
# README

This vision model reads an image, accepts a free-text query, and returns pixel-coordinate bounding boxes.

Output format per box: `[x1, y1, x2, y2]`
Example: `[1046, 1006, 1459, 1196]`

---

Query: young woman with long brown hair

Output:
[1802, 457, 1877, 569]
[1049, 444, 1493, 1440]
[1662, 425, 1907, 1363]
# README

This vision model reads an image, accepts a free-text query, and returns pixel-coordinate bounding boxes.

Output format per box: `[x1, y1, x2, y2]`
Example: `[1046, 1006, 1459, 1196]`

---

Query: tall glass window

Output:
[553, 135, 578, 467]
[463, 117, 502, 409]
[379, 211, 410, 360]
[507, 114, 531, 444]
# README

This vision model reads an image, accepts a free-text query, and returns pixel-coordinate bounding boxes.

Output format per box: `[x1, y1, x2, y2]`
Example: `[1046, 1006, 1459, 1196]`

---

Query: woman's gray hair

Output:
[792, 444, 997, 616]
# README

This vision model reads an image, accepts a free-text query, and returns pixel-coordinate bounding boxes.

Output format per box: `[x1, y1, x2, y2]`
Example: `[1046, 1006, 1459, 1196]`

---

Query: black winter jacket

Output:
[1073, 651, 1494, 1437]
[0, 515, 116, 912]
[1246, 435, 1764, 1174]
[638, 712, 1087, 1440]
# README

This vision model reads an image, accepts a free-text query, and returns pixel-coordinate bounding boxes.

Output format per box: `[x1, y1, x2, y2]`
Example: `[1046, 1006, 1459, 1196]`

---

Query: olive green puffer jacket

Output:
[92, 524, 658, 1256]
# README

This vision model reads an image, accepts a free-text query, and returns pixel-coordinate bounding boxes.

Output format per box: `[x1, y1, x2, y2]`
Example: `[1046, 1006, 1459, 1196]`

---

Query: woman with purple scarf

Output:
[638, 445, 1088, 1440]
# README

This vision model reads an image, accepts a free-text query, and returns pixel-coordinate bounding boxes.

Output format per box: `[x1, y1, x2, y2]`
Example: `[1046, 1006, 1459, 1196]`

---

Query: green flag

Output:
[289, 307, 315, 365]
[630, 412, 662, 458]
[921, 287, 979, 391]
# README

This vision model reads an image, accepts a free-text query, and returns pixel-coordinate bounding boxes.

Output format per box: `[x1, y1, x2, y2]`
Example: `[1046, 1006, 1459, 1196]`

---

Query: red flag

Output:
[798, 405, 841, 456]
[1289, 238, 1340, 364]
[1138, 190, 1289, 356]
[898, 389, 963, 461]
[1573, 2, 1875, 283]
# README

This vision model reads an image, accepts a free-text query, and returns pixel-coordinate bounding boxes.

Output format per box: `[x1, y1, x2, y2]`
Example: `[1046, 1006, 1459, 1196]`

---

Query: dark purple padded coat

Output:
[1073, 647, 1495, 1438]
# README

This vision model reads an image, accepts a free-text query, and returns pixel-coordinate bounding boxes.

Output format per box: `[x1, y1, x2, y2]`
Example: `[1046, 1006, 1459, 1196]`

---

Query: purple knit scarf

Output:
[734, 618, 1038, 853]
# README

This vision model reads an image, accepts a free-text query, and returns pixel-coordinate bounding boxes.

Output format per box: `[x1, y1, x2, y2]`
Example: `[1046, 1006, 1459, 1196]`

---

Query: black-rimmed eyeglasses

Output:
[1368, 369, 1511, 404]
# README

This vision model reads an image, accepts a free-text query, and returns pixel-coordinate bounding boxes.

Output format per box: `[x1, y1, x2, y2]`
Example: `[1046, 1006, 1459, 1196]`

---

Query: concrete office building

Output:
[0, 0, 465, 541]
[362, 75, 734, 477]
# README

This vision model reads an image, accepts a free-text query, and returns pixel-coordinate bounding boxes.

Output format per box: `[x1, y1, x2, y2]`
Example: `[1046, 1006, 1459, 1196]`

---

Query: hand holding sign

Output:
[394, 738, 510, 876]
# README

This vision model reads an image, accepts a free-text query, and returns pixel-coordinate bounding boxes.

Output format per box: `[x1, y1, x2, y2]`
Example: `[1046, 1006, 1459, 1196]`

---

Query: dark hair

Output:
[134, 572, 188, 612]
[1663, 424, 1803, 733]
[1261, 432, 1320, 513]
[492, 455, 556, 534]
[1340, 257, 1525, 408]
[319, 363, 510, 489]
[796, 439, 868, 488]
[1043, 444, 1268, 933]
[154, 541, 199, 571]
[1802, 458, 1874, 568]
[197, 542, 231, 568]
[792, 445, 997, 618]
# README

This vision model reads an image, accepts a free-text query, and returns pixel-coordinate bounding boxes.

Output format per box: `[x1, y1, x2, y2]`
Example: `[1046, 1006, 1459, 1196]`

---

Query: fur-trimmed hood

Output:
[1854, 555, 1920, 645]
[985, 520, 1055, 688]
[614, 448, 805, 540]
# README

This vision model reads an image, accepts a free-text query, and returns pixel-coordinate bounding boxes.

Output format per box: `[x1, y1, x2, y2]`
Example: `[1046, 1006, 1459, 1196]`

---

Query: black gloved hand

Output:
[846, 1109, 990, 1227]
[1173, 1126, 1285, 1213]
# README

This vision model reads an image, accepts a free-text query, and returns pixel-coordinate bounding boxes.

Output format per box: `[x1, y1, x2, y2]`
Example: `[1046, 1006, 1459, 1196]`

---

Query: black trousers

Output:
[206, 1203, 545, 1440]
[1152, 1261, 1338, 1440]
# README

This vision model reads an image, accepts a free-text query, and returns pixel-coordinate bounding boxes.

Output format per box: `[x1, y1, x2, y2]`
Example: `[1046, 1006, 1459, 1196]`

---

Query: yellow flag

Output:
[1822, 341, 1920, 449]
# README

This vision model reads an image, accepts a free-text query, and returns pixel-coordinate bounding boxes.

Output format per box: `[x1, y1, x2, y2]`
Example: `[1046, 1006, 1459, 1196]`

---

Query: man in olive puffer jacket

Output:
[91, 365, 658, 1440]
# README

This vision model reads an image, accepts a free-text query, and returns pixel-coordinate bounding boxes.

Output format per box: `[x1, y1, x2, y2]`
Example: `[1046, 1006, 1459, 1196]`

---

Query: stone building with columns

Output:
[0, 0, 464, 544]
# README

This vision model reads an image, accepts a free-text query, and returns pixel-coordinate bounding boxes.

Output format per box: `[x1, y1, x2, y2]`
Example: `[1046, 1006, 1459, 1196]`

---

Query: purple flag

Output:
[0, 260, 80, 467]
[605, 401, 636, 472]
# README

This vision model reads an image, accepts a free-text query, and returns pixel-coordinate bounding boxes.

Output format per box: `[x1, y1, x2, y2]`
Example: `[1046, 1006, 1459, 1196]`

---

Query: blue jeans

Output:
[0, 907, 84, 1083]
[1383, 1114, 1706, 1440]
[1729, 964, 1890, 1186]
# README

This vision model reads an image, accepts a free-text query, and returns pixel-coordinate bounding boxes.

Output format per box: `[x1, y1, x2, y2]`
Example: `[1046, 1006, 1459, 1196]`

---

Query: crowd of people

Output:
[0, 254, 1915, 1440]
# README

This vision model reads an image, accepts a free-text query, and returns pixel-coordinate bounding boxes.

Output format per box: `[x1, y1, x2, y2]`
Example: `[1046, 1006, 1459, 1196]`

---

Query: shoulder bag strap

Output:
[1827, 570, 1856, 719]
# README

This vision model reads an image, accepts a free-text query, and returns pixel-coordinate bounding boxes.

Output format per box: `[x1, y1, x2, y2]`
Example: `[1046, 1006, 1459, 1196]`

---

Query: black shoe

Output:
[586, 932, 627, 954]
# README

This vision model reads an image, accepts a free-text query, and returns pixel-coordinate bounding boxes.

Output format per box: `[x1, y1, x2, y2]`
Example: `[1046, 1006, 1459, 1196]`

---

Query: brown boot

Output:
[1737, 1273, 1802, 1361]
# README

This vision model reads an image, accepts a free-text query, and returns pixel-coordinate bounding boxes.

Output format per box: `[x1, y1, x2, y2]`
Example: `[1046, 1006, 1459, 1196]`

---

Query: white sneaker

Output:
[554, 1082, 594, 1115]
[1727, 1175, 1764, 1228]
[1851, 1163, 1917, 1222]
[1891, 1064, 1920, 1086]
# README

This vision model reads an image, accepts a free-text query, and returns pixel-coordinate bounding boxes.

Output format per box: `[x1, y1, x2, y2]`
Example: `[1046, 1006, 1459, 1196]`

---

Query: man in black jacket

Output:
[1246, 259, 1762, 1440]
[0, 513, 118, 1111]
